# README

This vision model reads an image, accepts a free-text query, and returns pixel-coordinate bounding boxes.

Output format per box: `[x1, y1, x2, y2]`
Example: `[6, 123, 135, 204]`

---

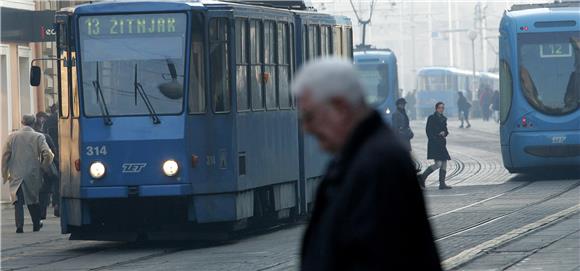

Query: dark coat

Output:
[457, 95, 471, 112]
[426, 112, 451, 161]
[391, 109, 413, 151]
[301, 111, 442, 271]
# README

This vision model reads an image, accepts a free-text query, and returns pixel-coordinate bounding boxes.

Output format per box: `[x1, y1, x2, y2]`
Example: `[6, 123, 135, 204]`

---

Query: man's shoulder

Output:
[357, 127, 406, 161]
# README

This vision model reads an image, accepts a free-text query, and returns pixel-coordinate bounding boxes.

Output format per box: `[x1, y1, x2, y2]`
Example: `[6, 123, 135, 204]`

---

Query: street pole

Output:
[469, 31, 478, 102]
[447, 0, 454, 67]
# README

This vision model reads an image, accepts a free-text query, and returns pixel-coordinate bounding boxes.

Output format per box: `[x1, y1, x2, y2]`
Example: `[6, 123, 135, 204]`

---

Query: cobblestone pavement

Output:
[1, 118, 578, 270]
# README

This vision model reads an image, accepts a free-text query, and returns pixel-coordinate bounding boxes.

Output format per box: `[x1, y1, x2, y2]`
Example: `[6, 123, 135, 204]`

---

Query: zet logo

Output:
[122, 163, 147, 173]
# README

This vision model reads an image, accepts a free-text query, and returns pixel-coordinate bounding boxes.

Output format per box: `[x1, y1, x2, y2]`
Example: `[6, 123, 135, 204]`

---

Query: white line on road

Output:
[442, 203, 580, 270]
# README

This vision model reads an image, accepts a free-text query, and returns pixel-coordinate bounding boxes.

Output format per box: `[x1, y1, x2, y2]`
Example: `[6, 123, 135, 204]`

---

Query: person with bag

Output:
[457, 91, 471, 128]
[419, 102, 452, 190]
[391, 98, 414, 152]
[2, 115, 54, 233]
[33, 114, 60, 219]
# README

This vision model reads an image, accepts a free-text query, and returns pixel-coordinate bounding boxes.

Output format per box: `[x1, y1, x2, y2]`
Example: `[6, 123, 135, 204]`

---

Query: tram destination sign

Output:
[540, 43, 572, 58]
[82, 13, 185, 37]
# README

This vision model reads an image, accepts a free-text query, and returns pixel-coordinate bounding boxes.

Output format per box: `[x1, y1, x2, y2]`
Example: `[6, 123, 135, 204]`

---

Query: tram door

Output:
[56, 14, 82, 230]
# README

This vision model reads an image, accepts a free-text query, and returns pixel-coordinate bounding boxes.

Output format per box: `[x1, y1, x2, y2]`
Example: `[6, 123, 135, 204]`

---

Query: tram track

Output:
[434, 181, 580, 243]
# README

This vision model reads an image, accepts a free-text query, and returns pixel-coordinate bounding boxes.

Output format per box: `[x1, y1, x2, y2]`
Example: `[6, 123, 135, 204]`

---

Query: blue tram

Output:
[353, 49, 399, 123]
[415, 67, 476, 118]
[34, 0, 352, 240]
[499, 2, 580, 173]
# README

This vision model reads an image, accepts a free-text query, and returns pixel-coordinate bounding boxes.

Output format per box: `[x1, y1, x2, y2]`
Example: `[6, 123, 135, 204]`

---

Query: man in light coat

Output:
[2, 114, 54, 233]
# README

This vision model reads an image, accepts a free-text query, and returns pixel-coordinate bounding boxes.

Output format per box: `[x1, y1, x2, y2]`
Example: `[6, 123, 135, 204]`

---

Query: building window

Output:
[1, 45, 12, 143]
[18, 47, 33, 116]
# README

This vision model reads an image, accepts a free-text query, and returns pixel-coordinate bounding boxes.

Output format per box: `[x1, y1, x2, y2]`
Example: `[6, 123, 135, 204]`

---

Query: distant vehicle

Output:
[499, 1, 580, 173]
[353, 49, 399, 123]
[30, 0, 353, 241]
[415, 67, 478, 118]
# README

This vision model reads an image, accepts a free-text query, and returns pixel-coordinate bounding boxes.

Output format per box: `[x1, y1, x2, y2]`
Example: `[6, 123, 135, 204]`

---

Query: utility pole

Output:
[474, 2, 488, 72]
[447, 0, 454, 67]
[411, 0, 416, 73]
[428, 0, 433, 66]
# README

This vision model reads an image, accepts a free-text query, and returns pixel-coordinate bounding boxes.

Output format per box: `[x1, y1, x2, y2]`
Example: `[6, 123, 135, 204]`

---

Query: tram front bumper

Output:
[509, 130, 580, 168]
[80, 183, 192, 198]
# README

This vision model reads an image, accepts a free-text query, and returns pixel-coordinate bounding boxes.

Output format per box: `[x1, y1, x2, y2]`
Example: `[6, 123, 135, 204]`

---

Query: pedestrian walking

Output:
[491, 90, 500, 123]
[479, 85, 492, 121]
[293, 58, 442, 271]
[44, 105, 60, 216]
[33, 114, 59, 220]
[457, 91, 472, 128]
[2, 115, 54, 233]
[419, 102, 452, 190]
[391, 98, 414, 151]
[405, 90, 417, 120]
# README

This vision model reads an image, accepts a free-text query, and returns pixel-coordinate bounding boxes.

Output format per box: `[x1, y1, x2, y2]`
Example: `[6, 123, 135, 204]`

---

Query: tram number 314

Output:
[86, 146, 108, 156]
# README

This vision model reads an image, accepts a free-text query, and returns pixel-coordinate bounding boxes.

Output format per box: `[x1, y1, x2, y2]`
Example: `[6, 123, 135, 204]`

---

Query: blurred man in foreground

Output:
[293, 58, 441, 271]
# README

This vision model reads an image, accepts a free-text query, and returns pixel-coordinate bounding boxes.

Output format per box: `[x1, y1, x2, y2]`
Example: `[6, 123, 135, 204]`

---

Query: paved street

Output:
[2, 119, 579, 271]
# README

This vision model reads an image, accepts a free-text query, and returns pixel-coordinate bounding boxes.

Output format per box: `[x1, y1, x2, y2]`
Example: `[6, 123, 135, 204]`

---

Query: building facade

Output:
[0, 0, 86, 202]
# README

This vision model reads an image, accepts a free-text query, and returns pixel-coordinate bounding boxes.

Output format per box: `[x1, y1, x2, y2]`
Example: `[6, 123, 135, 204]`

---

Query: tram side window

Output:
[264, 21, 277, 110]
[308, 25, 319, 59]
[210, 18, 230, 113]
[235, 19, 250, 111]
[499, 60, 512, 123]
[332, 27, 342, 56]
[290, 23, 295, 108]
[278, 22, 291, 109]
[344, 27, 353, 57]
[320, 26, 328, 56]
[250, 20, 264, 110]
[189, 15, 206, 114]
[302, 24, 307, 61]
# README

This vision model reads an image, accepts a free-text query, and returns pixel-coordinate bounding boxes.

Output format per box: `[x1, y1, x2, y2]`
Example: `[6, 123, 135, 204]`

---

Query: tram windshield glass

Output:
[418, 74, 457, 92]
[518, 31, 579, 115]
[357, 64, 390, 106]
[79, 13, 187, 117]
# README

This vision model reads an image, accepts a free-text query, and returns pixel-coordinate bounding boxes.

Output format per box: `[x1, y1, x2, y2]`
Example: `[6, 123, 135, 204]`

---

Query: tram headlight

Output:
[385, 107, 391, 114]
[162, 160, 179, 176]
[89, 161, 106, 179]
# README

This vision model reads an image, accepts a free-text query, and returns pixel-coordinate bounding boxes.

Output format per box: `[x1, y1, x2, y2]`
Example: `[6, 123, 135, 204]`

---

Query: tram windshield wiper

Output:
[92, 62, 113, 126]
[133, 64, 161, 124]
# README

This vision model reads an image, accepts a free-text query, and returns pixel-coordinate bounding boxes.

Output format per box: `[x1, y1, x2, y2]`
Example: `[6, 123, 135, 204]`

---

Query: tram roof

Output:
[506, 1, 580, 20]
[417, 67, 474, 76]
[65, 0, 350, 25]
[354, 49, 397, 63]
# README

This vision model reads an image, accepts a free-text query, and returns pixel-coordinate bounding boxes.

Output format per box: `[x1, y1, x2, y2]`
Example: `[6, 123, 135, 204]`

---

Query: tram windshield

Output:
[518, 31, 579, 115]
[418, 74, 457, 92]
[357, 64, 390, 106]
[79, 13, 187, 117]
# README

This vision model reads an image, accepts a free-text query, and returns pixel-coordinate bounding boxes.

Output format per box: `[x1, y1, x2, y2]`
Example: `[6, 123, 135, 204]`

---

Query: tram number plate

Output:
[551, 136, 566, 144]
[86, 146, 108, 156]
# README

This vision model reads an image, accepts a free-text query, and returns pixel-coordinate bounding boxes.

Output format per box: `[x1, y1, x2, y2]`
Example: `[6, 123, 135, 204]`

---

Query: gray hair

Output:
[21, 114, 36, 126]
[291, 57, 366, 106]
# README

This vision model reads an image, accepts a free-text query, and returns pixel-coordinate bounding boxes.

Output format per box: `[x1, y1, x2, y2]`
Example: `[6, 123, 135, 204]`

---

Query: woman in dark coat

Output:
[419, 102, 452, 189]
